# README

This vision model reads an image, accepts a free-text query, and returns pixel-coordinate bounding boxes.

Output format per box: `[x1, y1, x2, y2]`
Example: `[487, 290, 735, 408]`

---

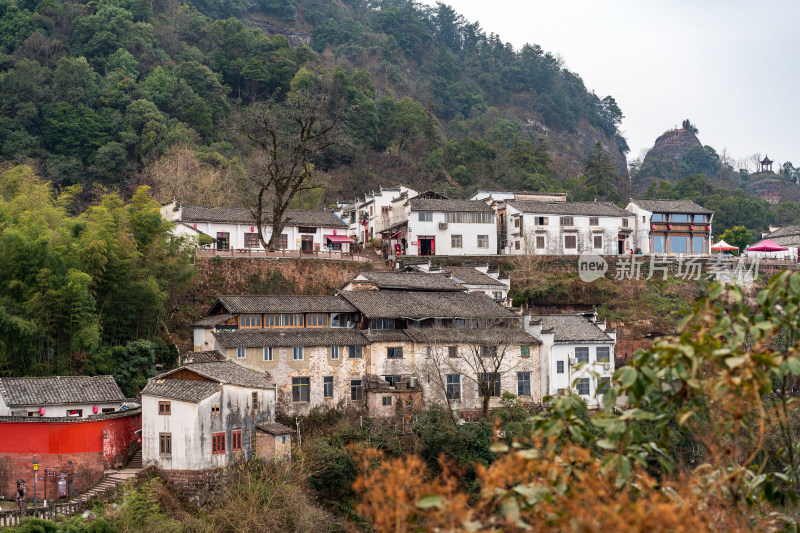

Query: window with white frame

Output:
[477, 235, 489, 248]
[556, 360, 565, 374]
[418, 212, 433, 222]
[451, 234, 462, 248]
[330, 345, 340, 360]
[517, 372, 531, 396]
[293, 346, 304, 360]
[263, 347, 273, 361]
[576, 378, 590, 395]
[596, 346, 610, 362]
[236, 347, 246, 359]
[598, 376, 611, 394]
[323, 376, 333, 398]
[575, 347, 589, 363]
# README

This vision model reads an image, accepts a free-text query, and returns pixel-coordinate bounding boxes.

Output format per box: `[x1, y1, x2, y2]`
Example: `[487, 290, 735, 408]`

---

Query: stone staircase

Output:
[66, 452, 142, 505]
[128, 449, 142, 469]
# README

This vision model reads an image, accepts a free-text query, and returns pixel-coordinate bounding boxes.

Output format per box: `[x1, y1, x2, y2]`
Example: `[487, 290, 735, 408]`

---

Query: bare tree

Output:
[420, 326, 528, 417]
[146, 142, 242, 206]
[237, 90, 342, 250]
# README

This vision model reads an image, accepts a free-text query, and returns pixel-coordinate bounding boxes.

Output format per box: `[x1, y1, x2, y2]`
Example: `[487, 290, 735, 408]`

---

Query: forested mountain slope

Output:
[0, 0, 628, 202]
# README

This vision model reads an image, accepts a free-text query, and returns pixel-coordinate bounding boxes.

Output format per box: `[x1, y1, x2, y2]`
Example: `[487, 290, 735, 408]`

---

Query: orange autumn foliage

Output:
[354, 439, 779, 533]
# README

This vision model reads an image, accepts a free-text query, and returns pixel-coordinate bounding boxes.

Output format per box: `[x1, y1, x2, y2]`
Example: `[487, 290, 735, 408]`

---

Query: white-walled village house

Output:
[335, 186, 418, 244]
[500, 201, 634, 255]
[524, 313, 616, 409]
[380, 196, 498, 256]
[626, 199, 713, 254]
[140, 359, 288, 472]
[161, 203, 351, 253]
[0, 376, 129, 418]
[408, 263, 511, 304]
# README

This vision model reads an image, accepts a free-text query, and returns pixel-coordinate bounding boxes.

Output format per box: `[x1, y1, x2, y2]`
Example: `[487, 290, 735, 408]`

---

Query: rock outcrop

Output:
[745, 174, 800, 204]
[633, 127, 702, 194]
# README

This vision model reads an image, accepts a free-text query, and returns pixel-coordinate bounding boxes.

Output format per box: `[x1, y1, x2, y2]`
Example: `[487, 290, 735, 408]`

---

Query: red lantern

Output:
[39, 407, 45, 416]
[651, 224, 655, 230]
[690, 224, 694, 230]
[250, 226, 254, 232]
[668, 224, 672, 230]
[193, 224, 198, 229]
[93, 405, 98, 414]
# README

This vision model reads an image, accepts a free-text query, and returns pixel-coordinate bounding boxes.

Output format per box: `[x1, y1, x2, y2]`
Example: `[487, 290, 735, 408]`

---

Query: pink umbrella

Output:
[747, 239, 788, 252]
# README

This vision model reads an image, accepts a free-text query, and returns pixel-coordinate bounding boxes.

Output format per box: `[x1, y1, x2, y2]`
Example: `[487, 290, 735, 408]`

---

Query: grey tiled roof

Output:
[769, 235, 800, 247]
[215, 295, 357, 314]
[364, 330, 412, 343]
[438, 267, 505, 287]
[182, 350, 227, 363]
[340, 291, 514, 319]
[214, 328, 367, 348]
[508, 201, 632, 217]
[768, 225, 800, 238]
[156, 360, 272, 389]
[257, 422, 293, 435]
[349, 272, 465, 291]
[141, 379, 221, 403]
[629, 200, 713, 215]
[179, 205, 347, 228]
[409, 198, 494, 212]
[404, 328, 540, 345]
[536, 315, 613, 343]
[0, 376, 125, 407]
[191, 314, 234, 328]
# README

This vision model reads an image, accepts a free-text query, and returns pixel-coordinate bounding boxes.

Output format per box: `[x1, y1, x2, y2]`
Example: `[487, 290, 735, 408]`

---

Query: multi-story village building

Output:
[379, 196, 498, 256]
[336, 186, 418, 244]
[525, 313, 616, 409]
[190, 272, 540, 416]
[161, 203, 352, 253]
[626, 199, 713, 254]
[141, 359, 286, 472]
[499, 201, 634, 255]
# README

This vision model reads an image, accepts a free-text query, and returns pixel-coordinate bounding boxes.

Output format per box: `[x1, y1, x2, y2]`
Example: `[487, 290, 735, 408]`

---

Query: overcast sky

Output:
[422, 1, 799, 170]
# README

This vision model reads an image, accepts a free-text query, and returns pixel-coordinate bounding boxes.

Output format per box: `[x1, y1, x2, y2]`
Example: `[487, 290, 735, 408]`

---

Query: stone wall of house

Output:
[158, 467, 234, 507]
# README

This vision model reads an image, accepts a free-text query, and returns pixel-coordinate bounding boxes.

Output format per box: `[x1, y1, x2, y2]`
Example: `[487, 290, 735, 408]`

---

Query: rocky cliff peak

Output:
[645, 127, 702, 162]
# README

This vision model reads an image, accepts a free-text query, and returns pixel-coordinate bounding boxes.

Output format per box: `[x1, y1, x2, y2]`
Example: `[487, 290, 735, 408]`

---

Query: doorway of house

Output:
[301, 235, 314, 252]
[618, 234, 625, 254]
[419, 236, 435, 256]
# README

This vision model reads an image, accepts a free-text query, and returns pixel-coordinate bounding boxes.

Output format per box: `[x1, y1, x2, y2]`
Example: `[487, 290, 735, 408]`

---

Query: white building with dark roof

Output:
[409, 263, 511, 303]
[0, 375, 127, 418]
[626, 199, 713, 254]
[161, 202, 350, 253]
[525, 313, 616, 409]
[141, 360, 280, 475]
[500, 201, 634, 255]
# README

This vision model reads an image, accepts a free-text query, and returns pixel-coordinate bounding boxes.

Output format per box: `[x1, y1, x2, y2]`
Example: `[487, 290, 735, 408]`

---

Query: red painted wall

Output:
[0, 411, 141, 499]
